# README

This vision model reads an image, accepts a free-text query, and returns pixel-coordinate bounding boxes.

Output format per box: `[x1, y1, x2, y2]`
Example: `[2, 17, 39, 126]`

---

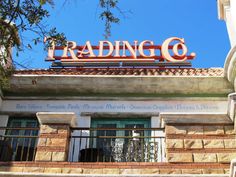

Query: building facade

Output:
[0, 1, 236, 176]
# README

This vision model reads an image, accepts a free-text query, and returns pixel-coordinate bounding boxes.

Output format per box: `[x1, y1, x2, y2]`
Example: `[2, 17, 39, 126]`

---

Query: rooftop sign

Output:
[44, 37, 196, 68]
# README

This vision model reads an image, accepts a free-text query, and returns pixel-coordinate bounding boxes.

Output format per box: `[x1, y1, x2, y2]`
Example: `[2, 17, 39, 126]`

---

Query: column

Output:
[35, 112, 77, 162]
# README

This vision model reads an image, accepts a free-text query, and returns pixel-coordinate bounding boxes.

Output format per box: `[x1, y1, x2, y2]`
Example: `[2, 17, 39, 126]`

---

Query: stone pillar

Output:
[35, 112, 77, 162]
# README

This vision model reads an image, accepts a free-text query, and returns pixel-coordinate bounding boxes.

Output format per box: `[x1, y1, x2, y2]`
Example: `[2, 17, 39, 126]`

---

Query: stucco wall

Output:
[5, 75, 233, 96]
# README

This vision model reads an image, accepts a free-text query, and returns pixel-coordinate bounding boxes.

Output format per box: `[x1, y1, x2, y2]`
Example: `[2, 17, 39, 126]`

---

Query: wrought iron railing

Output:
[0, 127, 39, 161]
[69, 127, 165, 162]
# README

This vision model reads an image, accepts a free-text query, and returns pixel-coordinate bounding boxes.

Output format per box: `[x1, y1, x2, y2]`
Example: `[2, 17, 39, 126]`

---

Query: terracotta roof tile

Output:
[14, 68, 224, 76]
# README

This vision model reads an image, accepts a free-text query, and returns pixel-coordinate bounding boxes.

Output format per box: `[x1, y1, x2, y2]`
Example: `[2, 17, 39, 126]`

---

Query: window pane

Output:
[90, 118, 151, 162]
[5, 117, 39, 161]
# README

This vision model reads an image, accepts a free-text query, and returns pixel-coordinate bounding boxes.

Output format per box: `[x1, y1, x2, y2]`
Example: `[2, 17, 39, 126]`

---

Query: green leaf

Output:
[39, 0, 46, 5]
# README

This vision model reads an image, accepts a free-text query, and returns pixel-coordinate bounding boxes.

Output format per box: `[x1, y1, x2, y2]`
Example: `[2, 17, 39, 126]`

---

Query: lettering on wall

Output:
[4, 100, 226, 114]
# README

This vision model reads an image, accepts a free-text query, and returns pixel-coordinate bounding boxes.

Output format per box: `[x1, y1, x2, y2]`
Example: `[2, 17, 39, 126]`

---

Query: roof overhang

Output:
[3, 74, 233, 97]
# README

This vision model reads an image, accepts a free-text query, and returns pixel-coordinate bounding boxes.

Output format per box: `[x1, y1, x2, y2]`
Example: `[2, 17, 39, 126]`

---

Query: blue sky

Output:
[15, 0, 230, 69]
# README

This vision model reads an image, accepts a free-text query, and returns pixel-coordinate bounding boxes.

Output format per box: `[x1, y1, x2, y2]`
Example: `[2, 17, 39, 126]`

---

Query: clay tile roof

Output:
[14, 68, 224, 77]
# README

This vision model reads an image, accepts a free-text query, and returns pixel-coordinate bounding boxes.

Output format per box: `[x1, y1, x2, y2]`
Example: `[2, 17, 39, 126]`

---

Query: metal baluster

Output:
[32, 136, 38, 161]
[78, 130, 82, 162]
[26, 130, 32, 161]
[154, 137, 157, 162]
[103, 130, 106, 162]
[20, 137, 26, 161]
[71, 137, 75, 162]
[90, 132, 94, 162]
[15, 137, 20, 161]
[84, 136, 88, 162]
[141, 137, 144, 162]
[147, 140, 150, 162]
[95, 129, 99, 162]
[134, 139, 138, 162]
[0, 136, 2, 160]
[160, 137, 163, 162]
[128, 138, 131, 162]
[97, 137, 100, 162]
[109, 137, 112, 162]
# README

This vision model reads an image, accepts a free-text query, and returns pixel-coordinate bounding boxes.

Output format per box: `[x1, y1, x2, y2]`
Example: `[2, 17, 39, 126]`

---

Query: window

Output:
[90, 118, 154, 162]
[70, 117, 165, 162]
[5, 117, 39, 161]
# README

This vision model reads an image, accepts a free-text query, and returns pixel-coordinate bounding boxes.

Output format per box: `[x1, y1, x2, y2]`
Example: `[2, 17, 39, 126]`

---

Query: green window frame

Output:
[6, 117, 39, 161]
[91, 118, 151, 129]
[90, 118, 151, 162]
[7, 117, 39, 129]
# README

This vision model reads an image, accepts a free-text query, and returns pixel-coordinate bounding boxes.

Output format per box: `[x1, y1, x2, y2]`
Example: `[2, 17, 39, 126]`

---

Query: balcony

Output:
[69, 127, 165, 162]
[0, 125, 230, 176]
[0, 127, 39, 162]
[0, 126, 165, 163]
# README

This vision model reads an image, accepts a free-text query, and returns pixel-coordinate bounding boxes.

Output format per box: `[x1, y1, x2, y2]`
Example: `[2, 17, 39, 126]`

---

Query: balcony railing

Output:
[0, 127, 39, 161]
[69, 127, 165, 162]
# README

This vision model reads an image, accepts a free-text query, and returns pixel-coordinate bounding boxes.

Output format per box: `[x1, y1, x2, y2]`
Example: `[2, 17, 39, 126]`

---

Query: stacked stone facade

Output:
[0, 161, 230, 175]
[35, 124, 70, 162]
[0, 120, 232, 175]
[166, 124, 236, 165]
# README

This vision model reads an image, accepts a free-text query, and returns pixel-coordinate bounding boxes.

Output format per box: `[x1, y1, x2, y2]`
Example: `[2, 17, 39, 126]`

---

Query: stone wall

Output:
[0, 162, 230, 175]
[166, 124, 236, 164]
[0, 123, 232, 175]
[35, 124, 70, 162]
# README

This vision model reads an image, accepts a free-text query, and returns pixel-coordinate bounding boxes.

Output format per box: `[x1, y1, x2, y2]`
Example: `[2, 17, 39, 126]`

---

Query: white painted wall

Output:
[0, 99, 227, 128]
[1, 100, 228, 114]
[0, 88, 3, 109]
[0, 96, 2, 110]
[230, 0, 236, 45]
[220, 0, 236, 47]
[0, 115, 9, 136]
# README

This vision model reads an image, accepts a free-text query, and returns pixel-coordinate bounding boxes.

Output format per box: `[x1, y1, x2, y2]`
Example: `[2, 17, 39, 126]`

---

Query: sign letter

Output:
[62, 41, 78, 59]
[44, 37, 55, 60]
[139, 40, 155, 57]
[161, 37, 188, 62]
[78, 41, 96, 58]
[122, 41, 138, 58]
[98, 41, 114, 57]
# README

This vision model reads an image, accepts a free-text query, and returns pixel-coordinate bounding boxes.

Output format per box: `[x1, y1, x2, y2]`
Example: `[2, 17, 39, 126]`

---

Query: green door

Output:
[91, 118, 151, 162]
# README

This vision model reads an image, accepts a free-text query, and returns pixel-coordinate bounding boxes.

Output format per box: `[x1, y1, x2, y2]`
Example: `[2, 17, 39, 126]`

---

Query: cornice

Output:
[218, 0, 230, 20]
